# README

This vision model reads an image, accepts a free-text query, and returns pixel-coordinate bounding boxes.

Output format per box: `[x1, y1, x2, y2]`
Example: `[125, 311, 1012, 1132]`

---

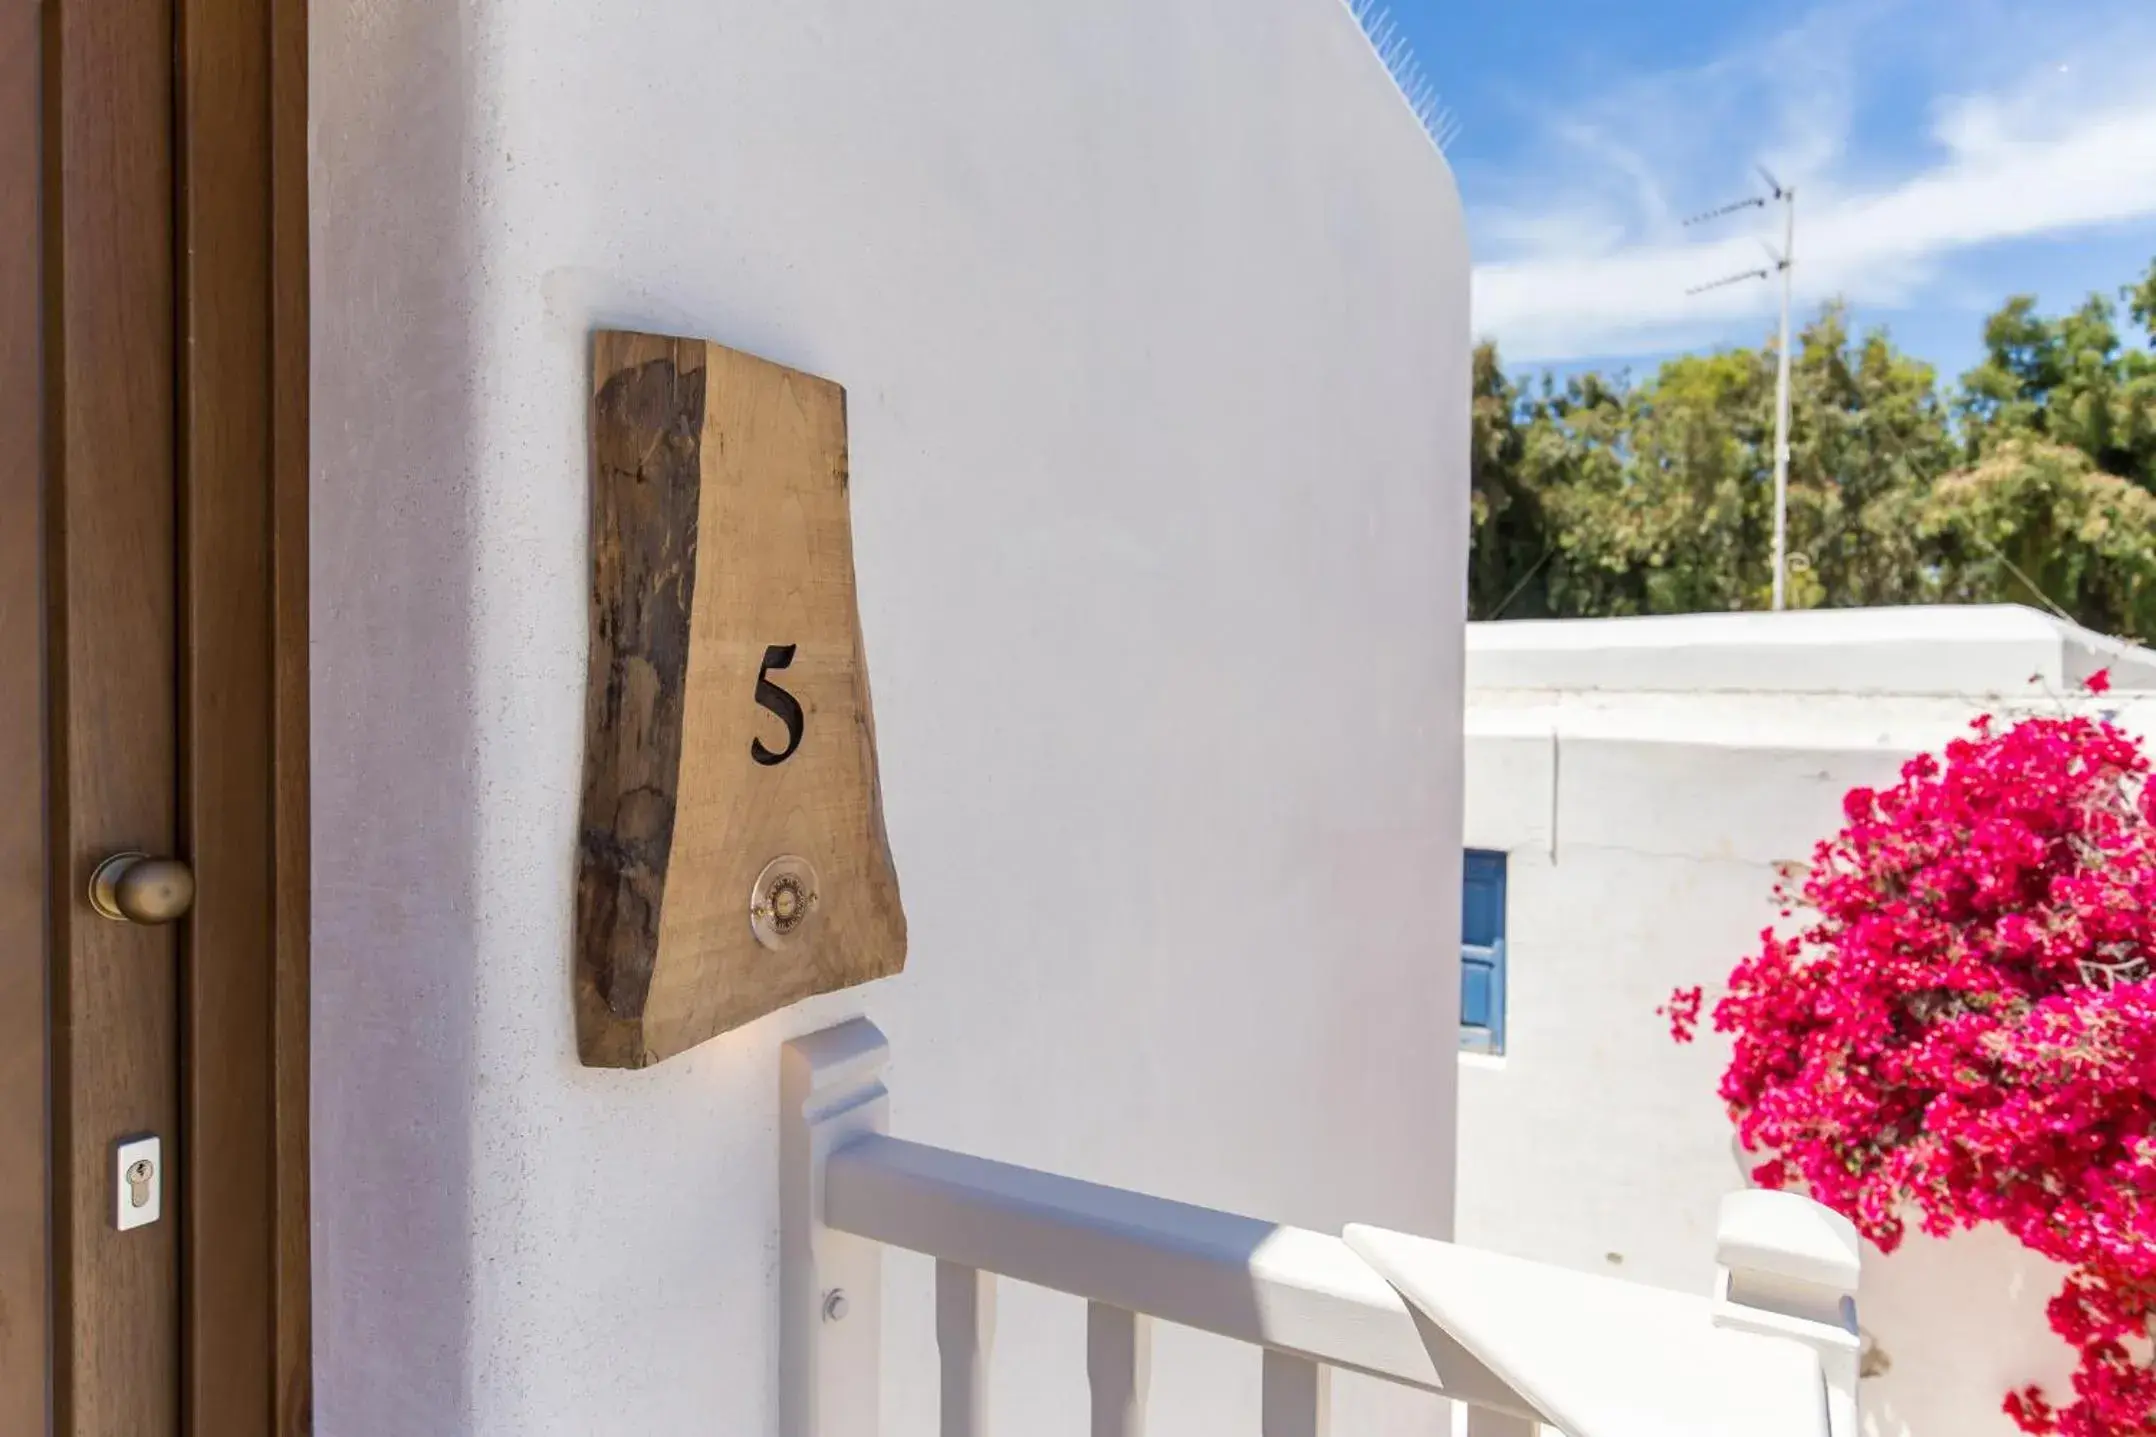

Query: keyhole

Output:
[126, 1159, 154, 1209]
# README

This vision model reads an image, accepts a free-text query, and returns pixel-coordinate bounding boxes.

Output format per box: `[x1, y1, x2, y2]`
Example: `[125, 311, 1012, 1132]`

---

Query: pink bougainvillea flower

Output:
[1658, 985, 1704, 1044]
[2086, 667, 2113, 695]
[1669, 713, 2156, 1436]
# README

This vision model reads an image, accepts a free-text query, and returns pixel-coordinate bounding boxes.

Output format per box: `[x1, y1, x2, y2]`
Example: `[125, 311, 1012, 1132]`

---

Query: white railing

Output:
[781, 1019, 1860, 1437]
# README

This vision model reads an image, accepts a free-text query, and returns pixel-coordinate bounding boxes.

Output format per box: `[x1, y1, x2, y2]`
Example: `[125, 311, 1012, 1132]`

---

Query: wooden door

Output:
[0, 1, 310, 1433]
[1, 1, 51, 1432]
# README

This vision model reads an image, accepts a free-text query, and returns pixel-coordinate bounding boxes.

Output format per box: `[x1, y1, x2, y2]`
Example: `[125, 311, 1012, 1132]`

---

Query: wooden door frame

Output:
[178, 0, 312, 1429]
[1, 0, 50, 1429]
[1, 0, 311, 1431]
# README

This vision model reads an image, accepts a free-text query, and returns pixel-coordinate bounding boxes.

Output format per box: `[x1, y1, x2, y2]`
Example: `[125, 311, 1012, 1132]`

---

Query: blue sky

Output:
[1357, 0, 2156, 383]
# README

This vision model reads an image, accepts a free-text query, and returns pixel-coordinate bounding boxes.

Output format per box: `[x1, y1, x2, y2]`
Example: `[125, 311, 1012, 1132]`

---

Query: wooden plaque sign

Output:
[575, 331, 906, 1068]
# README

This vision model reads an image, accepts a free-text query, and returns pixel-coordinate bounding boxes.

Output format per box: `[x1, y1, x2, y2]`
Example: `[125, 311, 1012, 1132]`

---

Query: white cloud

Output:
[1468, 4, 2156, 362]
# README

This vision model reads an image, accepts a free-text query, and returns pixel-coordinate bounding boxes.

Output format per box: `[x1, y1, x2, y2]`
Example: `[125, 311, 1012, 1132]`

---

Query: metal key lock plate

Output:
[114, 1134, 162, 1231]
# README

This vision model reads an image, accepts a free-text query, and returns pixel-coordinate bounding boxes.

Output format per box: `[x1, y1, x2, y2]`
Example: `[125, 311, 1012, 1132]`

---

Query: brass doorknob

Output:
[88, 852, 196, 925]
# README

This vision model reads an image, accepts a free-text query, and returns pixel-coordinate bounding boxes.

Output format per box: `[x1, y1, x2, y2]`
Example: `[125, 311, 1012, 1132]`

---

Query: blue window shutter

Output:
[1461, 850, 1505, 946]
[1460, 851, 1506, 1053]
[1460, 953, 1496, 1028]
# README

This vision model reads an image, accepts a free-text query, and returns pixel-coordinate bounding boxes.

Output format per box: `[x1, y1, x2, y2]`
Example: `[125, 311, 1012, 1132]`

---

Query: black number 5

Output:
[751, 644, 805, 766]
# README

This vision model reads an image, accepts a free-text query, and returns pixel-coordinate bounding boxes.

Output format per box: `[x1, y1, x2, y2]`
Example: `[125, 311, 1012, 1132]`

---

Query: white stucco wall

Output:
[1457, 614, 2156, 1437]
[310, 4, 1469, 1435]
[1464, 605, 2156, 698]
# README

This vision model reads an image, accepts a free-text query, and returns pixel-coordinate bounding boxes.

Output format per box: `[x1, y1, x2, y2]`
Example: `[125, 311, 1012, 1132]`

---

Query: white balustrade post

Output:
[782, 1019, 892, 1437]
[1261, 1351, 1330, 1437]
[1087, 1303, 1151, 1437]
[1712, 1190, 1862, 1437]
[937, 1260, 995, 1437]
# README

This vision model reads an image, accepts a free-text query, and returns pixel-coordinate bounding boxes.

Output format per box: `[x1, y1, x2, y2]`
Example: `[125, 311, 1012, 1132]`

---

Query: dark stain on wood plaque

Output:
[577, 340, 704, 1048]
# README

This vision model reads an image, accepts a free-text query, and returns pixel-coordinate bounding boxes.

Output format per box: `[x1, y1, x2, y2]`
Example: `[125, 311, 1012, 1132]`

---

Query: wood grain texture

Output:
[0, 0, 47, 1426]
[27, 0, 307, 1426]
[578, 333, 704, 1044]
[578, 332, 906, 1067]
[48, 0, 184, 1430]
[268, 0, 312, 1427]
[178, 0, 282, 1424]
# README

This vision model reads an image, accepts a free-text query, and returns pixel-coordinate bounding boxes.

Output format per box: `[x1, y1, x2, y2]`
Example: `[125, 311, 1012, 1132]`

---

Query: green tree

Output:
[1957, 263, 2156, 489]
[1906, 439, 2156, 641]
[1464, 253, 2156, 642]
[1514, 367, 1633, 615]
[1543, 346, 1768, 614]
[2129, 255, 2156, 338]
[1466, 341, 1549, 620]
[1783, 311, 1954, 609]
[1484, 308, 1951, 616]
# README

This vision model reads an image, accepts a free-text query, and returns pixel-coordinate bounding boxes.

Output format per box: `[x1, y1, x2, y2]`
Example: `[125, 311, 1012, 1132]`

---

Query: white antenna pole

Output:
[1770, 188, 1795, 611]
[1685, 171, 1799, 613]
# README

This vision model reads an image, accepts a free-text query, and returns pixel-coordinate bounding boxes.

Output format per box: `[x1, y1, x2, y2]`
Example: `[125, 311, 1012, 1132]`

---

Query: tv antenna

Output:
[1686, 168, 1797, 611]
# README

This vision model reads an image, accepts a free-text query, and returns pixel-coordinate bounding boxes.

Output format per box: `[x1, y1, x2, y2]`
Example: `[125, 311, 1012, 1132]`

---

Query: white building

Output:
[311, 4, 1473, 1434]
[1459, 605, 2156, 1437]
[9, 0, 1872, 1430]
